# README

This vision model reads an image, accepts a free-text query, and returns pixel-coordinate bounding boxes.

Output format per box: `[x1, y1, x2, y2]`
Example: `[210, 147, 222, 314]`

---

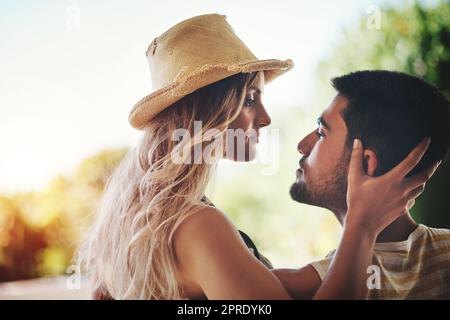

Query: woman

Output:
[77, 14, 435, 299]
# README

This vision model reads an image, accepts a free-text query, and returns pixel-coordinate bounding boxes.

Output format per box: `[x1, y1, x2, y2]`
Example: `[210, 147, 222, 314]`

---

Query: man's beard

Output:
[290, 150, 351, 214]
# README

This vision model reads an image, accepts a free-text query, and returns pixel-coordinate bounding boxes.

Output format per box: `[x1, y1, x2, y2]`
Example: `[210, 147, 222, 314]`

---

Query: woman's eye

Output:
[244, 97, 255, 107]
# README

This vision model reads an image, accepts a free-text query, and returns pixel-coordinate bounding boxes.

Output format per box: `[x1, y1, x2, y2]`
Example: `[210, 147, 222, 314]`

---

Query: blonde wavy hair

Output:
[77, 72, 261, 299]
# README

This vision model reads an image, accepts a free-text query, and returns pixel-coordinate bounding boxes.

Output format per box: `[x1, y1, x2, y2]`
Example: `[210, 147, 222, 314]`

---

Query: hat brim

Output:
[129, 58, 294, 129]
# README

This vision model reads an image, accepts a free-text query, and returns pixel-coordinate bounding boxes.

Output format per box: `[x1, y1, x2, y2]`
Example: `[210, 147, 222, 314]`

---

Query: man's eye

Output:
[244, 97, 255, 107]
[316, 129, 325, 138]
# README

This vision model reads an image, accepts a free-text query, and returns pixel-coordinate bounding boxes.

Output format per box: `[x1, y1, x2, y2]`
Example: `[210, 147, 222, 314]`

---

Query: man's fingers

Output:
[348, 139, 364, 181]
[404, 160, 441, 190]
[387, 138, 431, 178]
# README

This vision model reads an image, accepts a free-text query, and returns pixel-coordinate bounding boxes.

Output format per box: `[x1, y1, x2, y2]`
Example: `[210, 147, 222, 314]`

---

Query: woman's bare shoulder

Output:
[173, 204, 242, 271]
[174, 204, 236, 246]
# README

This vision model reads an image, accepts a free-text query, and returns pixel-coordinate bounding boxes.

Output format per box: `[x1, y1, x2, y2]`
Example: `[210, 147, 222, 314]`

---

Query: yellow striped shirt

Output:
[309, 224, 450, 299]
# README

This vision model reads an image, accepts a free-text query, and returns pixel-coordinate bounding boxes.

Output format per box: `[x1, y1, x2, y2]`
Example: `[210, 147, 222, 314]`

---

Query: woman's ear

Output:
[363, 149, 378, 176]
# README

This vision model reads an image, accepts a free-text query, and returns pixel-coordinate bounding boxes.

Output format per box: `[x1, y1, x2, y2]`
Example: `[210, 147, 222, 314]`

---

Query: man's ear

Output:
[363, 149, 378, 176]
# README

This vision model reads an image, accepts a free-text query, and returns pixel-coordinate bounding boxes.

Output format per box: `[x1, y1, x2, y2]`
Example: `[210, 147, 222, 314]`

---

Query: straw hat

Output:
[129, 13, 294, 129]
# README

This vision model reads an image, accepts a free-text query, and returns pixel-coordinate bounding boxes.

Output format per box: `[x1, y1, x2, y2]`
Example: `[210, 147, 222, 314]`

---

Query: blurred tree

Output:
[0, 148, 127, 281]
[43, 148, 128, 276]
[317, 0, 450, 227]
[0, 196, 47, 281]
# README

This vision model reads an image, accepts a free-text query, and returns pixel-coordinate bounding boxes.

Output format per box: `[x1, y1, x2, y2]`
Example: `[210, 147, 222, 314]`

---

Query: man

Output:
[274, 70, 450, 299]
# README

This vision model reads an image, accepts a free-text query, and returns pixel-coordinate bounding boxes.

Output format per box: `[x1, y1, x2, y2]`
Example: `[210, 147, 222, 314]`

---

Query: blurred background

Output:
[0, 0, 449, 298]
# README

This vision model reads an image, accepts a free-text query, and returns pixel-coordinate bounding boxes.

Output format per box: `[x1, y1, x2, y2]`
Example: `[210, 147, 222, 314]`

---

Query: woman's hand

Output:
[314, 137, 441, 299]
[345, 138, 441, 238]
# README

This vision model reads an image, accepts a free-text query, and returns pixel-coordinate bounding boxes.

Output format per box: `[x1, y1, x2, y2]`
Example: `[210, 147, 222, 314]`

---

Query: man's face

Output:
[290, 95, 351, 213]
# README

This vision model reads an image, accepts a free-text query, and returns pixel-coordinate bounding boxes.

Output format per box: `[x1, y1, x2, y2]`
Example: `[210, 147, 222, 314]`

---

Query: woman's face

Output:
[226, 72, 271, 162]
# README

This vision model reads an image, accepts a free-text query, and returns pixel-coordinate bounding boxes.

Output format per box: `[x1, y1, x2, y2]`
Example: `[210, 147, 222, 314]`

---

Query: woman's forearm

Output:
[313, 221, 376, 300]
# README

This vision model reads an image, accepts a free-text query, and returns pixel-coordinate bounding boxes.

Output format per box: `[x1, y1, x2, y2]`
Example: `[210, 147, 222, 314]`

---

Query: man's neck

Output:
[376, 213, 418, 243]
[335, 210, 418, 243]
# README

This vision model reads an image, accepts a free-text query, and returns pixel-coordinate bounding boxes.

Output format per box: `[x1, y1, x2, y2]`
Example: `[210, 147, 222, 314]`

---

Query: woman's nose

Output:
[256, 105, 271, 128]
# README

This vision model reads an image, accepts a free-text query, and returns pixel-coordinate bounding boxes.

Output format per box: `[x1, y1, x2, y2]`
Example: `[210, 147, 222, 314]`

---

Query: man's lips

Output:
[298, 158, 305, 171]
[296, 159, 305, 178]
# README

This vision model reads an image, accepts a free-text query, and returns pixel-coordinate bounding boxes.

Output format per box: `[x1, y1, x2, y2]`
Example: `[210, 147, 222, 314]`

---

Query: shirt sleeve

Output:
[308, 250, 336, 281]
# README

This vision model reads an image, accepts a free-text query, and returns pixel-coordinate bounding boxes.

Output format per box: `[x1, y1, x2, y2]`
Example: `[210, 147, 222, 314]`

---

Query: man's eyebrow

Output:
[317, 116, 331, 131]
[249, 86, 263, 95]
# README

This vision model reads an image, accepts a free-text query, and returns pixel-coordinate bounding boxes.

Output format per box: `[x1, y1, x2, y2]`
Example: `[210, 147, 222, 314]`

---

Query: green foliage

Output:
[317, 0, 450, 227]
[319, 1, 450, 92]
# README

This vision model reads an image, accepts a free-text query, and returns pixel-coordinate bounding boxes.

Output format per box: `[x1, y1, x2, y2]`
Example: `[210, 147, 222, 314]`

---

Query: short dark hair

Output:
[332, 70, 450, 176]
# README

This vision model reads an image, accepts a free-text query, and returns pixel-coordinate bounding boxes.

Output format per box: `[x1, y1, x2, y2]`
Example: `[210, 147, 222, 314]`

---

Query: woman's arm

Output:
[174, 207, 292, 300]
[313, 138, 439, 299]
[272, 265, 322, 299]
[274, 138, 439, 300]
[176, 138, 437, 300]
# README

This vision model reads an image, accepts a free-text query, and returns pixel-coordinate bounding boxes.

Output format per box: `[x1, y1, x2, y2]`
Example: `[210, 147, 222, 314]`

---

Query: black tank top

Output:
[200, 196, 273, 269]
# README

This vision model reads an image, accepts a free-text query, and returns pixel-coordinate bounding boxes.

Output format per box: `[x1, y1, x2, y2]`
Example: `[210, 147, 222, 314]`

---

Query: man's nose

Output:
[297, 132, 314, 156]
[297, 139, 308, 156]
